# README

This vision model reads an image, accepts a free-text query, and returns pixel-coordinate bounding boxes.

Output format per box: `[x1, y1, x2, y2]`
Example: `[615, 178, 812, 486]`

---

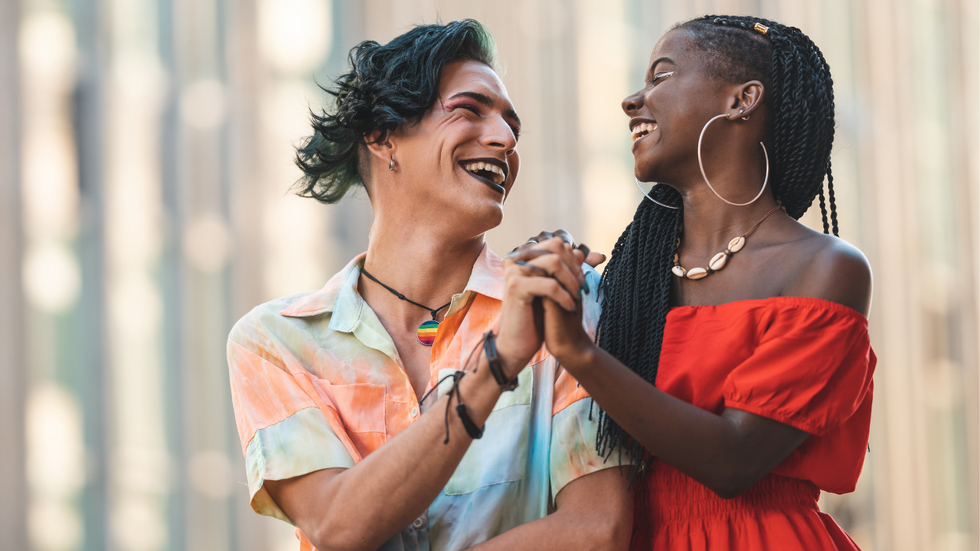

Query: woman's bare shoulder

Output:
[781, 229, 873, 316]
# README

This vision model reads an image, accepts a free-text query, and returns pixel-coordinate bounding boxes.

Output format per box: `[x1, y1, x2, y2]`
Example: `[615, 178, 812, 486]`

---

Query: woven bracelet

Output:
[483, 331, 519, 391]
[456, 403, 484, 439]
[440, 370, 484, 442]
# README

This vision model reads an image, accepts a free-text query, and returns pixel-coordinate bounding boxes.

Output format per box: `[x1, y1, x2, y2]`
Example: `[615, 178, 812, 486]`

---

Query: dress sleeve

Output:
[228, 317, 355, 524]
[722, 303, 874, 436]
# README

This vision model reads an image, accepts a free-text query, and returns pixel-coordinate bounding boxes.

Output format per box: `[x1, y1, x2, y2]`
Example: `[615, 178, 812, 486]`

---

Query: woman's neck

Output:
[677, 180, 782, 257]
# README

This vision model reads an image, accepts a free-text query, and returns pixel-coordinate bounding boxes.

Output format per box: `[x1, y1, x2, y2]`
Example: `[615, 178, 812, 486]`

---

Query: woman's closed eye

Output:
[649, 71, 674, 87]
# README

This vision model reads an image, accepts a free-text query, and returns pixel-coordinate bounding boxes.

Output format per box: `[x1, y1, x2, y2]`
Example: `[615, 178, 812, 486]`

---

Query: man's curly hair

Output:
[293, 19, 498, 204]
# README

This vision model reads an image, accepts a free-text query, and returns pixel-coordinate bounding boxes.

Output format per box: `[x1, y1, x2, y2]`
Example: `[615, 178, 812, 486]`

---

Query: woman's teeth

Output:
[631, 122, 657, 142]
[463, 162, 505, 185]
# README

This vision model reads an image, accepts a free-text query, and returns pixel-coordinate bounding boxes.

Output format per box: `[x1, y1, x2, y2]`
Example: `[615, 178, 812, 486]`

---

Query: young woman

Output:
[507, 15, 875, 550]
[226, 20, 631, 551]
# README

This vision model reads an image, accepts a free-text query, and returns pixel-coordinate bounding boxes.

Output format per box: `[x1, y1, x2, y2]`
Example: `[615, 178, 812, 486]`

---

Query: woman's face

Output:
[622, 29, 728, 187]
[389, 59, 521, 234]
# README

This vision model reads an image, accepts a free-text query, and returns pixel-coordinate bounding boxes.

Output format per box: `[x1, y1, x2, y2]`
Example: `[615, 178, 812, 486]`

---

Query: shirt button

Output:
[413, 517, 424, 529]
[411, 406, 419, 417]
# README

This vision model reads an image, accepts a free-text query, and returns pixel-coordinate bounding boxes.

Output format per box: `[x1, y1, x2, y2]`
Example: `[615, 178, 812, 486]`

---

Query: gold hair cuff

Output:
[754, 23, 769, 35]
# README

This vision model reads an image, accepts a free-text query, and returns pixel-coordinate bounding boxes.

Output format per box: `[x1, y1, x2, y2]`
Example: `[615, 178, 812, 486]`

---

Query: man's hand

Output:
[497, 238, 585, 378]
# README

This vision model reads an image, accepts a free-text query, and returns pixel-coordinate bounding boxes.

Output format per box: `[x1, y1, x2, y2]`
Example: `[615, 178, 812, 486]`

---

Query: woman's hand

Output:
[496, 238, 585, 378]
[540, 295, 596, 363]
[515, 229, 607, 268]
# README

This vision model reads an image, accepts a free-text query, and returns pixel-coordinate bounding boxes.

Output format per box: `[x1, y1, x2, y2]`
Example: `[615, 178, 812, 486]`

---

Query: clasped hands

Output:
[494, 230, 605, 376]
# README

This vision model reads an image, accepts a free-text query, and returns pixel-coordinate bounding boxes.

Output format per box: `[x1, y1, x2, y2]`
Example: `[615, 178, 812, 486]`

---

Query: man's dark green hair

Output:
[294, 19, 498, 204]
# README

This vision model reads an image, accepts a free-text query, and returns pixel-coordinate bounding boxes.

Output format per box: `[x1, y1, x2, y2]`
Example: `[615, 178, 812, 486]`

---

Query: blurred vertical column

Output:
[0, 0, 27, 548]
[102, 0, 172, 547]
[948, 0, 980, 543]
[492, 0, 584, 251]
[223, 0, 273, 547]
[20, 3, 102, 550]
[253, 0, 338, 296]
[855, 0, 979, 549]
[326, 0, 372, 266]
[508, 0, 583, 245]
[576, 0, 636, 255]
[166, 0, 236, 547]
[905, 0, 979, 547]
[73, 0, 111, 547]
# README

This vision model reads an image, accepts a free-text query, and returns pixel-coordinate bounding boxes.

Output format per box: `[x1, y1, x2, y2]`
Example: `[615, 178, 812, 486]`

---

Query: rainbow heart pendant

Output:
[417, 320, 440, 346]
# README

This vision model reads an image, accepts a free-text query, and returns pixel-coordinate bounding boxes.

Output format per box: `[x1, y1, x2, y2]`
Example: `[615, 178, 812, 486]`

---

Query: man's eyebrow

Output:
[448, 91, 521, 126]
[449, 91, 494, 106]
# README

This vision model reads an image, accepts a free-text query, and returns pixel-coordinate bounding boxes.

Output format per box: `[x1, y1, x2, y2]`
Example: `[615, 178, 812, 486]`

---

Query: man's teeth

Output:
[631, 122, 658, 142]
[463, 162, 505, 185]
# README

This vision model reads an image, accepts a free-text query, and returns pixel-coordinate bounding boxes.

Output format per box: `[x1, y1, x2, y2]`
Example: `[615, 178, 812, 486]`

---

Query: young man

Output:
[228, 20, 631, 550]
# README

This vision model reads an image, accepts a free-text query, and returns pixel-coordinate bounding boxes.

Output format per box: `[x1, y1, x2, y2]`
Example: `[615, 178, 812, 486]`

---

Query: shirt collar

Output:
[278, 253, 365, 321]
[278, 245, 505, 322]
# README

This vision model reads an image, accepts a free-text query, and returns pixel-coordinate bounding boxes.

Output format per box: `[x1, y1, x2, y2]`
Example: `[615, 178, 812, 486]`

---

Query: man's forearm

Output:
[466, 467, 633, 551]
[268, 354, 510, 551]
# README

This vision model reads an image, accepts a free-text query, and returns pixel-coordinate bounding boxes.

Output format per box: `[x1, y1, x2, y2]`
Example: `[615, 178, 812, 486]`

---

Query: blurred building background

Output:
[0, 0, 976, 550]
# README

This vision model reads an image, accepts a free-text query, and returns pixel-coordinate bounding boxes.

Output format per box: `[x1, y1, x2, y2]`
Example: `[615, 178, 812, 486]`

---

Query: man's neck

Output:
[361, 221, 485, 326]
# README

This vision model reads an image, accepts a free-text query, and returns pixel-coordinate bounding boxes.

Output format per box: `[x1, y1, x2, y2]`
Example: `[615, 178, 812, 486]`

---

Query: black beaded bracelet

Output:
[483, 331, 519, 391]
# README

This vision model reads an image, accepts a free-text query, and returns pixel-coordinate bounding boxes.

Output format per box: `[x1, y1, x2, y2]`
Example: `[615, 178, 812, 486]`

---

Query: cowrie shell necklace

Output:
[672, 203, 784, 280]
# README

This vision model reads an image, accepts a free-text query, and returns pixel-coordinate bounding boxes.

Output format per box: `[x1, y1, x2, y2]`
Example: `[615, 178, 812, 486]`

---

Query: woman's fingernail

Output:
[506, 250, 520, 258]
[583, 278, 590, 294]
[514, 260, 527, 266]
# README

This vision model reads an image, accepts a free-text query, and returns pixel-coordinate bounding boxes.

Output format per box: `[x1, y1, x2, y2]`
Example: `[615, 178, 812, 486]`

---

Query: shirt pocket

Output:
[314, 381, 386, 458]
[438, 366, 534, 496]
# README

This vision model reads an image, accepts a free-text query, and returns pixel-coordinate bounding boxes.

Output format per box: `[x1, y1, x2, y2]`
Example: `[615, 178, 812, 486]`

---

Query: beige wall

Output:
[3, 0, 976, 550]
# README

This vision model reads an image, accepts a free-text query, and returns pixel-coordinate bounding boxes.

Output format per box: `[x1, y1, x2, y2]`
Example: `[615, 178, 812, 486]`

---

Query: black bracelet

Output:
[438, 370, 485, 443]
[456, 403, 484, 439]
[484, 331, 519, 391]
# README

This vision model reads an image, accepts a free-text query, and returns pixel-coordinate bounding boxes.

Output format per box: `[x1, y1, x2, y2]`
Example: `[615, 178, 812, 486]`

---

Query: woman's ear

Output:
[727, 80, 765, 119]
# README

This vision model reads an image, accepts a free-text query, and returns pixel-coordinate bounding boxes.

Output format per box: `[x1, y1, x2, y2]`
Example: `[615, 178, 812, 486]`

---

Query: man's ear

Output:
[726, 80, 765, 119]
[364, 129, 394, 166]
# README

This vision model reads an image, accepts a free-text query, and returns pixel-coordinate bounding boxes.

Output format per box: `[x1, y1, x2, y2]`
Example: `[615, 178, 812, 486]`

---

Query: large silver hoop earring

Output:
[635, 178, 679, 209]
[697, 113, 769, 207]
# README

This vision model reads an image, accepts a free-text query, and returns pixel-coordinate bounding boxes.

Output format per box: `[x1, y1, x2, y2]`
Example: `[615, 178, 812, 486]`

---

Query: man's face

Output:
[389, 60, 521, 235]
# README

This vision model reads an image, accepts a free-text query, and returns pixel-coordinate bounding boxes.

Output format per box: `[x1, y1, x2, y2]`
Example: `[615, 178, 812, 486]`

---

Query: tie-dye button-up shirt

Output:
[227, 246, 615, 550]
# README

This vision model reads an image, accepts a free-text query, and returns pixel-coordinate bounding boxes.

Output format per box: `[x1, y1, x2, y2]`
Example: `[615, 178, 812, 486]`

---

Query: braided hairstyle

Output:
[594, 15, 840, 474]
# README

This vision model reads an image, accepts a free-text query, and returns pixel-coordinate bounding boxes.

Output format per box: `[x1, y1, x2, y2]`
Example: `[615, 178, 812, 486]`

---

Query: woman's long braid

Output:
[593, 15, 842, 473]
[826, 160, 840, 236]
[594, 185, 681, 476]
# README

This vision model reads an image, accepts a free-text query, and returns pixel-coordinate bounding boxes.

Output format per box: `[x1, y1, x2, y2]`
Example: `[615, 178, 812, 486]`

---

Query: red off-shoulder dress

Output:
[631, 297, 875, 551]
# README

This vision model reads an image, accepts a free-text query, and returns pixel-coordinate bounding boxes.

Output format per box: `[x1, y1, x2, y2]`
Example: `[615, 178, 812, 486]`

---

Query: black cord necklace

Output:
[361, 266, 453, 346]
